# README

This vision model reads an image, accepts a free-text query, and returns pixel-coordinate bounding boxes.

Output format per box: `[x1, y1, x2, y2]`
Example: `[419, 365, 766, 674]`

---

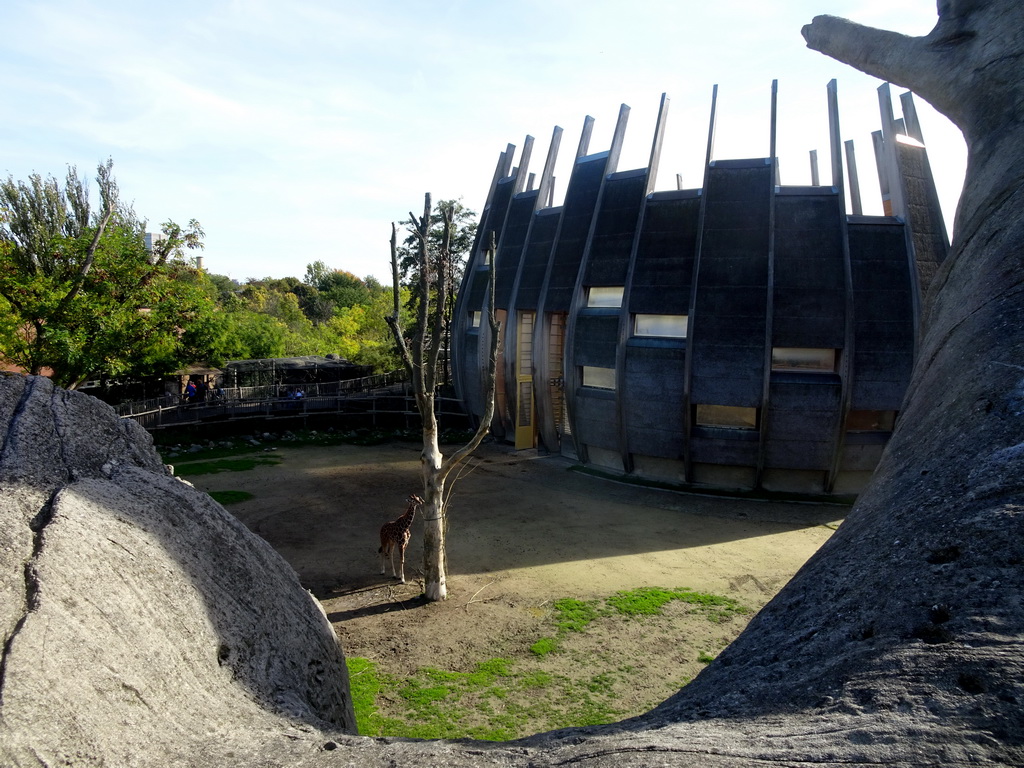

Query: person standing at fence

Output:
[183, 380, 196, 403]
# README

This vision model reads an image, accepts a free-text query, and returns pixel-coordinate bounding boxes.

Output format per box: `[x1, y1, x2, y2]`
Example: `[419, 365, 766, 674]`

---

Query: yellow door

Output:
[548, 312, 567, 445]
[515, 312, 536, 449]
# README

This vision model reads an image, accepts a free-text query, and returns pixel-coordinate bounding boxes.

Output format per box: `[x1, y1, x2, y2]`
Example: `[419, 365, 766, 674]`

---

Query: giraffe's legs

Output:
[380, 543, 397, 577]
[396, 542, 406, 583]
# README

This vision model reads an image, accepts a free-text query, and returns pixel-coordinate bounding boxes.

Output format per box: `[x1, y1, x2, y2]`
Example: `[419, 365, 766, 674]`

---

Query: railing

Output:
[116, 369, 468, 431]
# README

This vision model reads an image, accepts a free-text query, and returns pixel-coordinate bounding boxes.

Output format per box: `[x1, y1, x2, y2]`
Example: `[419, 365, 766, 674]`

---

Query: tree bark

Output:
[420, 424, 448, 602]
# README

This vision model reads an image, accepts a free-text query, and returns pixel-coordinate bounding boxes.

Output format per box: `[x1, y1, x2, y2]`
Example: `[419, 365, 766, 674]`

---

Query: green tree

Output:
[234, 312, 288, 359]
[0, 161, 208, 388]
[189, 265, 406, 370]
[205, 273, 242, 306]
[341, 286, 410, 371]
[319, 269, 372, 310]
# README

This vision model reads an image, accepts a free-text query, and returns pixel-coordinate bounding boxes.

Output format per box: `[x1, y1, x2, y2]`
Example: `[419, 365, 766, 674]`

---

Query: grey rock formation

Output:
[0, 374, 355, 766]
[3, 2, 1023, 765]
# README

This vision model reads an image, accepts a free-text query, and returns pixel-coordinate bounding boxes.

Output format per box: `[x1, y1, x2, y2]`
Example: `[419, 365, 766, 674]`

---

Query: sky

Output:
[3, 0, 967, 285]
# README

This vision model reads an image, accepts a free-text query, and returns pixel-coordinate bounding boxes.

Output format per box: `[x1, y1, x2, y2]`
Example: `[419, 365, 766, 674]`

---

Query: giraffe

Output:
[378, 494, 423, 583]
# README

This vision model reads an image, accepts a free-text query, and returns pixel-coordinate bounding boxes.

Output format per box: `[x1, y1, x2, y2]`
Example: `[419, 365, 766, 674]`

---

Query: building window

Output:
[469, 311, 481, 328]
[587, 286, 624, 308]
[771, 347, 837, 373]
[695, 404, 758, 429]
[581, 366, 616, 390]
[846, 410, 896, 432]
[635, 314, 688, 338]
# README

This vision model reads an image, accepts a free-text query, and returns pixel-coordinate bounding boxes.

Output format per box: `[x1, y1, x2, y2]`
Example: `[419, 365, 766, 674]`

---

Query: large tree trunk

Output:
[421, 414, 448, 602]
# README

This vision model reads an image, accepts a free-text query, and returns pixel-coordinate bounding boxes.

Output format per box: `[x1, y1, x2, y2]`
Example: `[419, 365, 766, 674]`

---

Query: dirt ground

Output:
[190, 439, 845, 727]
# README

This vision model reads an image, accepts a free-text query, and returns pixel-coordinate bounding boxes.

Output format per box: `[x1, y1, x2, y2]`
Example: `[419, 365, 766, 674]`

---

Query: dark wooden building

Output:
[452, 82, 948, 495]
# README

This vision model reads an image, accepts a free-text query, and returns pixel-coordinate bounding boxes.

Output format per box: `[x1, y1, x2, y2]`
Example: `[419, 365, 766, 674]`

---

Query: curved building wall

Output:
[452, 85, 945, 496]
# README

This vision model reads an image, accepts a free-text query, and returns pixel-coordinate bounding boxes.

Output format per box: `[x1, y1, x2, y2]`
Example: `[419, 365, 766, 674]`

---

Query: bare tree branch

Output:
[386, 222, 415, 378]
[411, 194, 433, 414]
[426, 203, 453, 396]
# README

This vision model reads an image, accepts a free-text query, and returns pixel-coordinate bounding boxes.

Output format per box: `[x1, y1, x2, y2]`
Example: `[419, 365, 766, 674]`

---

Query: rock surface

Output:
[3, 2, 1024, 765]
[0, 374, 355, 766]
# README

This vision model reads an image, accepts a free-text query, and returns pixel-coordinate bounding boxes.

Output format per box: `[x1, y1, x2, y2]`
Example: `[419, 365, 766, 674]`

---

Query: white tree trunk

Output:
[421, 425, 447, 601]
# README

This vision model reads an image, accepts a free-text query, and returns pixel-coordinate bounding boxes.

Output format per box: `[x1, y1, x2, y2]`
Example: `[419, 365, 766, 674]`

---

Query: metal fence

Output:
[115, 369, 472, 431]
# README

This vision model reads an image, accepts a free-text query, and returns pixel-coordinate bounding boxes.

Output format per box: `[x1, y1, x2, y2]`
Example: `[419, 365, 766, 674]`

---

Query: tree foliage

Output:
[0, 161, 208, 388]
[0, 163, 475, 388]
[223, 268, 407, 369]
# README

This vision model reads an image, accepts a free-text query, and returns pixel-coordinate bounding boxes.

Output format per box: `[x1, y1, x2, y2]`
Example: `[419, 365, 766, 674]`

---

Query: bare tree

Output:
[386, 193, 499, 601]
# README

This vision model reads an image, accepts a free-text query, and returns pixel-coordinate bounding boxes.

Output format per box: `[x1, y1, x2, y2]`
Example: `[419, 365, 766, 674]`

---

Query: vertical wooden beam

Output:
[536, 126, 562, 212]
[618, 94, 670, 472]
[877, 83, 905, 217]
[705, 84, 719, 167]
[644, 93, 670, 196]
[845, 139, 863, 215]
[828, 80, 844, 190]
[513, 136, 535, 195]
[454, 145, 516, 403]
[900, 91, 924, 143]
[607, 103, 631, 173]
[810, 150, 820, 186]
[826, 77, 856, 493]
[502, 143, 516, 176]
[532, 116, 605, 458]
[755, 79, 779, 490]
[481, 148, 510, 214]
[563, 105, 631, 464]
[577, 116, 595, 158]
[506, 128, 564, 451]
[682, 83, 719, 483]
[871, 129, 891, 215]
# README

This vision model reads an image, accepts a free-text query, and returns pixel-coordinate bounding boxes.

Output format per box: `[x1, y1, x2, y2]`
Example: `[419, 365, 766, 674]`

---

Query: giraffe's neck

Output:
[396, 504, 416, 532]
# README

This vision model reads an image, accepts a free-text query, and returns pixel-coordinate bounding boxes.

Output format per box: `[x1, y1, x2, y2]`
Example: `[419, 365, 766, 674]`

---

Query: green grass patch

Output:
[348, 586, 748, 740]
[173, 456, 282, 476]
[698, 651, 716, 665]
[346, 653, 624, 741]
[529, 636, 559, 656]
[607, 586, 748, 622]
[552, 598, 600, 633]
[344, 657, 404, 736]
[208, 490, 254, 505]
[519, 669, 553, 688]
[376, 658, 517, 740]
